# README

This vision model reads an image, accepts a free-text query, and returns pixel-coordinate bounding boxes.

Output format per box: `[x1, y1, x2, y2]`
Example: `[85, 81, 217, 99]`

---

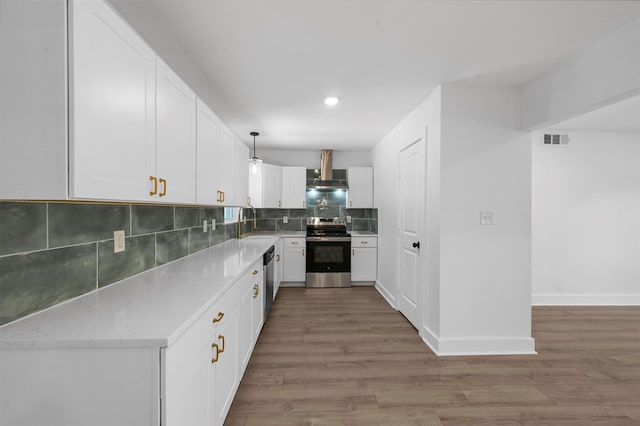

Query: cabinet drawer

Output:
[283, 238, 305, 248]
[351, 237, 377, 248]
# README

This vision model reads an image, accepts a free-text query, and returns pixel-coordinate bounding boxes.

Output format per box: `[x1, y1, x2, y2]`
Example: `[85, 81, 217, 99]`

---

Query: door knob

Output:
[412, 241, 420, 249]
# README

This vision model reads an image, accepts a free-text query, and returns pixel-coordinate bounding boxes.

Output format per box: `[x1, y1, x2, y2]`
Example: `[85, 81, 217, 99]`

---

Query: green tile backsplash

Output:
[0, 201, 234, 325]
[0, 199, 375, 325]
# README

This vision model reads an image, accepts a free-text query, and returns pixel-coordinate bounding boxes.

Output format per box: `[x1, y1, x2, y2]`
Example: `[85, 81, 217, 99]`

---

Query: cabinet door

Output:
[239, 281, 254, 372]
[216, 124, 235, 205]
[263, 164, 283, 208]
[283, 239, 306, 282]
[156, 59, 196, 204]
[196, 99, 221, 204]
[251, 268, 264, 340]
[351, 247, 377, 281]
[274, 240, 283, 298]
[211, 302, 240, 426]
[70, 0, 156, 201]
[346, 167, 374, 208]
[281, 167, 307, 209]
[248, 162, 264, 207]
[234, 139, 250, 206]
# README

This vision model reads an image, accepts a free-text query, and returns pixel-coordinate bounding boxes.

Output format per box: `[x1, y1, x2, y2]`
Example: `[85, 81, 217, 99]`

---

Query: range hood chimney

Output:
[320, 150, 333, 181]
[307, 150, 348, 190]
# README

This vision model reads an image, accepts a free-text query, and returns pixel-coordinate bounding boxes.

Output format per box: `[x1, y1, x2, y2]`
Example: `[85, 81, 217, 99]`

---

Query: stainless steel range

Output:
[306, 217, 351, 288]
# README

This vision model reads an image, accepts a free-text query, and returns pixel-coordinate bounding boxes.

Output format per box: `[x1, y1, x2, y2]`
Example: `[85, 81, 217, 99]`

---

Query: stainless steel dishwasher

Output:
[263, 245, 275, 322]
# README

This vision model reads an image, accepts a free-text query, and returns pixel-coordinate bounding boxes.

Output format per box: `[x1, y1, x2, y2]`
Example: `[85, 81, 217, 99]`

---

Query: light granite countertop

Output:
[0, 237, 278, 350]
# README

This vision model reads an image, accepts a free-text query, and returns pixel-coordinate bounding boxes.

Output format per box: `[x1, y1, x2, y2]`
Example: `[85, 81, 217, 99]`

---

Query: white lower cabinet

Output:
[0, 259, 264, 426]
[282, 237, 306, 282]
[351, 236, 378, 282]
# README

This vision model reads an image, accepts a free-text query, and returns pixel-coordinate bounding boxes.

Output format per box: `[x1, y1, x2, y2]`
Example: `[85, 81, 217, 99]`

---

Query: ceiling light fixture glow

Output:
[324, 97, 339, 106]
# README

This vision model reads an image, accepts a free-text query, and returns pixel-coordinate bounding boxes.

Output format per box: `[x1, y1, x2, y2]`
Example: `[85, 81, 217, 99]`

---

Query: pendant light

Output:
[249, 131, 262, 174]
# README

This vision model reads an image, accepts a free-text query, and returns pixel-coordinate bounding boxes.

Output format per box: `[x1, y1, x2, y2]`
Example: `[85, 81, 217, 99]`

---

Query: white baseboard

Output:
[532, 294, 640, 306]
[374, 281, 397, 309]
[420, 334, 536, 356]
[420, 326, 440, 354]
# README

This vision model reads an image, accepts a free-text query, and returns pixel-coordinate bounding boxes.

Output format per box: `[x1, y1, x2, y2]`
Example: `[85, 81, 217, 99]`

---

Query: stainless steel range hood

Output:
[307, 150, 348, 190]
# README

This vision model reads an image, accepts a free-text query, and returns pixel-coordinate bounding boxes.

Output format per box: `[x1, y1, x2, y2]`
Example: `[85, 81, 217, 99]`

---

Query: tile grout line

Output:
[95, 242, 99, 290]
[45, 202, 50, 249]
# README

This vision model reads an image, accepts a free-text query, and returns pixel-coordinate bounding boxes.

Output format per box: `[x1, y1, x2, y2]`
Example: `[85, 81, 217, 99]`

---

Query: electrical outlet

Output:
[480, 211, 494, 225]
[346, 216, 352, 223]
[113, 230, 125, 253]
[283, 216, 288, 224]
[211, 219, 216, 231]
[202, 220, 208, 232]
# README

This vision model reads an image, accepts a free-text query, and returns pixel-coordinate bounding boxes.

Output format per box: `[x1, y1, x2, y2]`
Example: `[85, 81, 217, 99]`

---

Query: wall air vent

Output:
[543, 134, 569, 145]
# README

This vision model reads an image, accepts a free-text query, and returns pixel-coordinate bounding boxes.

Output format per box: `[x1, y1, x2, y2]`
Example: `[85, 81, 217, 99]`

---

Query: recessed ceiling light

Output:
[324, 97, 339, 106]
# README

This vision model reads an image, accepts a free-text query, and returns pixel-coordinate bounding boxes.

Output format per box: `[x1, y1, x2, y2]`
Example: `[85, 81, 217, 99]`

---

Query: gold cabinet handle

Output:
[302, 249, 305, 256]
[211, 343, 219, 363]
[253, 270, 258, 275]
[159, 178, 167, 197]
[276, 254, 280, 262]
[253, 284, 259, 298]
[247, 196, 251, 205]
[352, 249, 355, 256]
[302, 201, 306, 207]
[218, 335, 225, 353]
[278, 200, 281, 207]
[149, 176, 158, 196]
[221, 191, 225, 202]
[216, 190, 222, 203]
[212, 311, 224, 323]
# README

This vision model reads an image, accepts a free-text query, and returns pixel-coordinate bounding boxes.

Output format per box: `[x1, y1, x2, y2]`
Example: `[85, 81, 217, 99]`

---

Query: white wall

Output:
[257, 150, 371, 168]
[437, 83, 534, 355]
[371, 87, 441, 320]
[532, 131, 640, 305]
[521, 18, 640, 130]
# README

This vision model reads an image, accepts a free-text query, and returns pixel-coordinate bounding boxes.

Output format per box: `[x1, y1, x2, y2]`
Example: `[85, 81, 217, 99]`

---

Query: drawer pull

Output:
[211, 343, 219, 363]
[159, 178, 167, 197]
[253, 270, 259, 275]
[276, 254, 280, 262]
[361, 241, 368, 244]
[253, 284, 259, 298]
[149, 176, 158, 196]
[212, 312, 224, 323]
[218, 335, 225, 353]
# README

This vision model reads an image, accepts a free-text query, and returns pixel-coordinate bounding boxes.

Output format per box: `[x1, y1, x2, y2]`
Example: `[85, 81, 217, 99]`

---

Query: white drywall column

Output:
[521, 18, 640, 130]
[372, 84, 534, 355]
[436, 83, 534, 355]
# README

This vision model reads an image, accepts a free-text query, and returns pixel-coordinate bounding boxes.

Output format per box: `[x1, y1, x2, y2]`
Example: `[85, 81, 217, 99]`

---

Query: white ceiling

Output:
[109, 0, 639, 150]
[550, 95, 640, 133]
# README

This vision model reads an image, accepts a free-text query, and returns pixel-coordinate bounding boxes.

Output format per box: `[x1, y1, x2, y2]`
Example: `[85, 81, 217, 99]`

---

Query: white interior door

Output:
[397, 136, 425, 330]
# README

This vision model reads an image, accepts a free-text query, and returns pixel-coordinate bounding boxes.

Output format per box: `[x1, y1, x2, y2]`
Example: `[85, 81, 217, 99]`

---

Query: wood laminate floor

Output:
[225, 287, 640, 425]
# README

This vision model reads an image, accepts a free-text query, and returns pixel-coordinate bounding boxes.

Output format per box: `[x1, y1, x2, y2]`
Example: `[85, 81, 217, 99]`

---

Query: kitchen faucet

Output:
[237, 204, 257, 239]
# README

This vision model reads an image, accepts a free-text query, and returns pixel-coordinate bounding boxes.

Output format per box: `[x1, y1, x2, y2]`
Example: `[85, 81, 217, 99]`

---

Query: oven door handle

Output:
[306, 237, 352, 242]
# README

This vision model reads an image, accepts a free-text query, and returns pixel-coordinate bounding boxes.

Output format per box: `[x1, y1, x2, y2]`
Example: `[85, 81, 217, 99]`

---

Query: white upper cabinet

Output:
[233, 138, 249, 207]
[248, 163, 282, 208]
[217, 124, 235, 205]
[70, 0, 156, 201]
[155, 59, 196, 204]
[281, 167, 307, 209]
[196, 99, 220, 205]
[346, 167, 374, 208]
[263, 164, 283, 208]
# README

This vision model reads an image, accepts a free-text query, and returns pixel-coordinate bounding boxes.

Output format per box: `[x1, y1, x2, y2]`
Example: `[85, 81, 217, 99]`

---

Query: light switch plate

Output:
[211, 219, 216, 231]
[480, 211, 494, 225]
[283, 216, 288, 224]
[113, 230, 125, 253]
[203, 220, 208, 232]
[346, 216, 352, 223]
